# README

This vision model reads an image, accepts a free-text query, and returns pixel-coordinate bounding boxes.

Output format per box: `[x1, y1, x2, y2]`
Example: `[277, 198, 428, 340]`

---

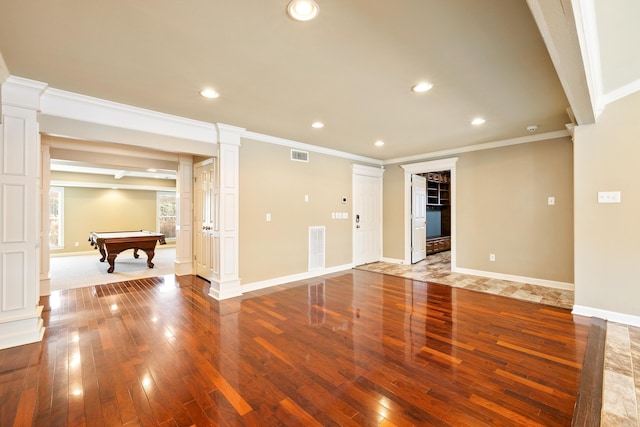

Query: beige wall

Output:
[574, 91, 640, 316]
[51, 171, 175, 254]
[54, 187, 159, 254]
[383, 137, 574, 283]
[239, 138, 371, 284]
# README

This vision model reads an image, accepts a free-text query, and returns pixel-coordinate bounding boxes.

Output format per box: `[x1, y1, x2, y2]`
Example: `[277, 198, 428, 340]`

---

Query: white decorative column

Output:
[40, 141, 51, 296]
[0, 76, 47, 350]
[174, 154, 194, 276]
[209, 124, 244, 300]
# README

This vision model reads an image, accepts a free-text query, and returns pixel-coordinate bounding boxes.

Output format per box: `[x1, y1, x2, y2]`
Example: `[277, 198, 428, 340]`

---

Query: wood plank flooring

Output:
[0, 270, 592, 426]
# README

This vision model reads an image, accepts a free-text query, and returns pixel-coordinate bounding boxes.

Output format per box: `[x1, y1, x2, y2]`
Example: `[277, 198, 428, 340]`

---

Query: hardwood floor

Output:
[0, 270, 592, 426]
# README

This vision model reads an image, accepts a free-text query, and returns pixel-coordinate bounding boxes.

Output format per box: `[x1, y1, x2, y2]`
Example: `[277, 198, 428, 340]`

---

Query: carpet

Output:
[50, 246, 176, 290]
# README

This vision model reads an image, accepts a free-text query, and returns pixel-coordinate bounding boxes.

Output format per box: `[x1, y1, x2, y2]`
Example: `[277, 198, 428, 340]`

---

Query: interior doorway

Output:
[401, 158, 458, 270]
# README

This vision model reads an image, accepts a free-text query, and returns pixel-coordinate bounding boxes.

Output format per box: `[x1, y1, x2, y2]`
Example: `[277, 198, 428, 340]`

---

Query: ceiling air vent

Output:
[291, 149, 309, 162]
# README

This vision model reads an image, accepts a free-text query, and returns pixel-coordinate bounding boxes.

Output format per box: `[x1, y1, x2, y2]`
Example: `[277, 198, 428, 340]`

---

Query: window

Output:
[49, 187, 64, 249]
[157, 191, 176, 239]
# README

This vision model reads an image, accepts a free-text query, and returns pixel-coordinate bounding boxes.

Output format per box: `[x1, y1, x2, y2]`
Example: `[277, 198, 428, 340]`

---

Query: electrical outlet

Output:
[489, 253, 496, 262]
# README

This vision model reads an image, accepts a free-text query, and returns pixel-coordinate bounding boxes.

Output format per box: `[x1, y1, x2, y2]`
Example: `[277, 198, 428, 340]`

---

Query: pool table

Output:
[88, 230, 166, 273]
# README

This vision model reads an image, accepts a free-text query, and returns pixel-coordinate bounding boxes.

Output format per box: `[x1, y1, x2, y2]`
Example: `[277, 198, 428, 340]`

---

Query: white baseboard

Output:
[453, 267, 574, 291]
[241, 264, 353, 294]
[572, 305, 640, 327]
[380, 257, 405, 264]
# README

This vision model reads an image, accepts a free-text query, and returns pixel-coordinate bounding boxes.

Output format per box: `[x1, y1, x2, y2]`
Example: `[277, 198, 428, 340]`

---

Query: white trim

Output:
[454, 267, 574, 291]
[40, 87, 218, 143]
[0, 307, 45, 351]
[572, 305, 640, 327]
[572, 0, 605, 119]
[380, 257, 406, 264]
[2, 76, 48, 110]
[243, 130, 383, 165]
[241, 264, 353, 295]
[400, 158, 458, 267]
[352, 163, 385, 177]
[51, 181, 175, 192]
[209, 279, 243, 300]
[384, 130, 569, 165]
[603, 77, 640, 106]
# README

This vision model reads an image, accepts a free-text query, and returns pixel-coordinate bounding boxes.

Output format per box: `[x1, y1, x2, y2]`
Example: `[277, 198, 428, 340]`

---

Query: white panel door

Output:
[411, 174, 427, 263]
[194, 160, 216, 280]
[353, 171, 382, 266]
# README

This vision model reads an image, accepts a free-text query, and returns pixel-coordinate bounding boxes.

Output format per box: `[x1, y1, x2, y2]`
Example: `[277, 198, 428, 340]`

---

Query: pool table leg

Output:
[143, 249, 156, 268]
[106, 253, 117, 273]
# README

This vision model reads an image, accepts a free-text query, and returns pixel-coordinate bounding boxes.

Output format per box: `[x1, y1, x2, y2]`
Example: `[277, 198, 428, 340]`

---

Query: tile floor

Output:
[602, 322, 640, 426]
[355, 251, 574, 309]
[356, 251, 640, 426]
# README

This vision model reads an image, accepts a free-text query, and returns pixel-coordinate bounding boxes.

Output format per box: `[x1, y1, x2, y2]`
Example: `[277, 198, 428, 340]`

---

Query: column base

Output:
[0, 306, 45, 350]
[40, 276, 51, 297]
[174, 259, 194, 276]
[209, 279, 243, 300]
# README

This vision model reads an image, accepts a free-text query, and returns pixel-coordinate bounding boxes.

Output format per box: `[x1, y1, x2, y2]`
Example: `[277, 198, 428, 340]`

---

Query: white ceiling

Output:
[0, 1, 636, 162]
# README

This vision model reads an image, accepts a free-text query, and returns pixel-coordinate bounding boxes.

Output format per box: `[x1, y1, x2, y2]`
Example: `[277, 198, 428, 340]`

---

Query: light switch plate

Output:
[598, 191, 621, 203]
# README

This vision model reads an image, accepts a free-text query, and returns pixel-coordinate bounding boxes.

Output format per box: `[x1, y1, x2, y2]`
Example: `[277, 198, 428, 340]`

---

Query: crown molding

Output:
[40, 87, 217, 143]
[383, 130, 570, 165]
[603, 77, 640, 106]
[243, 130, 383, 166]
[572, 0, 605, 119]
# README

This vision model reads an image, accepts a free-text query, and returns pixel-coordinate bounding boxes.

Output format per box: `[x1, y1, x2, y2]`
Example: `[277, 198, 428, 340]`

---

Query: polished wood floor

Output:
[0, 270, 591, 426]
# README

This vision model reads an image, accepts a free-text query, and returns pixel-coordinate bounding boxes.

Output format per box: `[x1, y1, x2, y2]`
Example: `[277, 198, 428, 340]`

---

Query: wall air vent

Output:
[291, 149, 309, 162]
[308, 226, 325, 271]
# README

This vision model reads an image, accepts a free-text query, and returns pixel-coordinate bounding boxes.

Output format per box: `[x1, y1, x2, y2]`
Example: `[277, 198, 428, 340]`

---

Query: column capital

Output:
[2, 76, 48, 111]
[216, 123, 245, 146]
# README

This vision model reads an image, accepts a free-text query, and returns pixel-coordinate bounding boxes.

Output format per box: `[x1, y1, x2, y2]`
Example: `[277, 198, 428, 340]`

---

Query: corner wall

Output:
[574, 91, 640, 318]
[383, 137, 574, 284]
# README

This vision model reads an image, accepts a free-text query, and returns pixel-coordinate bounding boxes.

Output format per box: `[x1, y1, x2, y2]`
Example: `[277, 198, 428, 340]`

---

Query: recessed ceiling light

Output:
[287, 0, 319, 21]
[411, 82, 433, 93]
[471, 117, 486, 125]
[200, 88, 219, 99]
[374, 140, 385, 147]
[311, 121, 324, 128]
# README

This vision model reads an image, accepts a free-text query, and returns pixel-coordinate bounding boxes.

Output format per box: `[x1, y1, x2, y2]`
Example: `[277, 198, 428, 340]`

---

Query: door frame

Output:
[352, 164, 384, 266]
[410, 174, 427, 264]
[401, 158, 458, 268]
